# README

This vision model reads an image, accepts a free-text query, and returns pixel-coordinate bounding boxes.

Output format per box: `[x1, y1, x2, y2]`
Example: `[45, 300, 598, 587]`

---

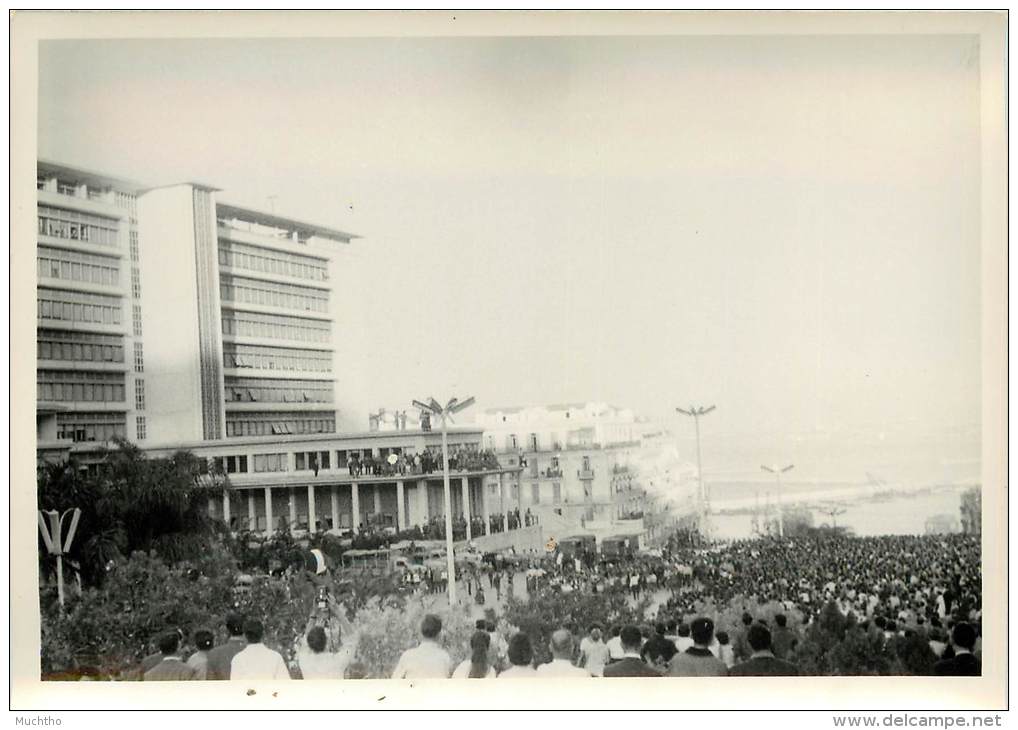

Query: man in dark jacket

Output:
[206, 613, 247, 680]
[934, 623, 980, 676]
[729, 624, 800, 676]
[604, 626, 661, 677]
[771, 613, 798, 660]
[640, 623, 677, 668]
[143, 631, 197, 681]
[667, 618, 728, 677]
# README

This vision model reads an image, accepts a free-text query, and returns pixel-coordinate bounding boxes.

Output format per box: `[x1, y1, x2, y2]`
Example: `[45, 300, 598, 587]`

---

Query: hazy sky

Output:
[38, 35, 982, 481]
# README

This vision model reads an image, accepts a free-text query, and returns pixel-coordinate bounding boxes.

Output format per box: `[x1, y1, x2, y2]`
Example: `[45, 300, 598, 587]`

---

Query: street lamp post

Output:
[675, 405, 715, 543]
[412, 395, 475, 606]
[760, 464, 794, 537]
[38, 507, 81, 610]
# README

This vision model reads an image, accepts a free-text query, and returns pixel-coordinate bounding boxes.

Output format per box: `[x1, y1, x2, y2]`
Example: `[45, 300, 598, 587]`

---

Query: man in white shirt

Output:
[606, 625, 625, 662]
[578, 625, 610, 677]
[536, 629, 591, 677]
[229, 619, 292, 681]
[391, 614, 453, 679]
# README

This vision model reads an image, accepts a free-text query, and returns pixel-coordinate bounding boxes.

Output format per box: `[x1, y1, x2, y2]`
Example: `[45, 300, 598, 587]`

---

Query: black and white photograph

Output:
[10, 10, 1007, 714]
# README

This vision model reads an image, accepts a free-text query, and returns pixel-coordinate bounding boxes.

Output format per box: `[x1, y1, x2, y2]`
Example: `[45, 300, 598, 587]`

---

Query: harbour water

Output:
[707, 483, 975, 539]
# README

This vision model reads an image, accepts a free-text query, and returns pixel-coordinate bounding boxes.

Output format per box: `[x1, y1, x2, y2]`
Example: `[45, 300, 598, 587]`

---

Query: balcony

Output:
[539, 468, 564, 479]
[578, 468, 595, 480]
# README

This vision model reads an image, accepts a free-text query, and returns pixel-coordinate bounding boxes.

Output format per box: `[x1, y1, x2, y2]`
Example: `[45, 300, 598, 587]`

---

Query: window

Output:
[131, 267, 141, 298]
[129, 230, 139, 262]
[134, 379, 145, 410]
[295, 450, 331, 472]
[135, 416, 147, 440]
[56, 412, 126, 442]
[37, 246, 120, 286]
[223, 343, 332, 372]
[219, 274, 329, 313]
[225, 455, 248, 474]
[221, 311, 330, 343]
[223, 376, 333, 404]
[254, 453, 288, 473]
[226, 414, 335, 438]
[218, 240, 329, 281]
[531, 483, 540, 505]
[38, 370, 125, 402]
[37, 289, 121, 326]
[37, 330, 124, 363]
[38, 205, 118, 246]
[133, 304, 143, 335]
[133, 342, 144, 372]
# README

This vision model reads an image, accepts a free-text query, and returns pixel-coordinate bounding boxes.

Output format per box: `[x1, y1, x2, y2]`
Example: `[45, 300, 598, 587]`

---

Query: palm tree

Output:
[37, 439, 229, 587]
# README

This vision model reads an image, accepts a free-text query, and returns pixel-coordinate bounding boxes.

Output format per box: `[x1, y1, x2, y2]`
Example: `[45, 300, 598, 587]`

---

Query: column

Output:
[351, 482, 360, 534]
[307, 484, 317, 533]
[396, 480, 406, 531]
[264, 486, 274, 535]
[288, 489, 297, 530]
[331, 486, 340, 532]
[373, 484, 382, 515]
[222, 491, 231, 529]
[481, 478, 490, 535]
[462, 477, 471, 542]
[208, 496, 216, 519]
[500, 472, 510, 532]
[247, 491, 256, 532]
[417, 479, 427, 525]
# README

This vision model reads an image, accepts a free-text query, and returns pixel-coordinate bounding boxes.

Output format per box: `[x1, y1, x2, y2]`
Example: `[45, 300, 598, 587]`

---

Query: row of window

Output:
[218, 241, 328, 282]
[135, 379, 145, 410]
[37, 329, 124, 364]
[38, 370, 126, 403]
[38, 288, 122, 326]
[220, 275, 329, 314]
[131, 267, 141, 299]
[38, 246, 120, 287]
[224, 377, 333, 404]
[212, 445, 493, 475]
[295, 450, 331, 471]
[129, 230, 139, 262]
[56, 412, 126, 442]
[222, 311, 331, 343]
[225, 415, 336, 438]
[115, 192, 137, 218]
[134, 342, 144, 372]
[223, 344, 332, 372]
[38, 206, 119, 246]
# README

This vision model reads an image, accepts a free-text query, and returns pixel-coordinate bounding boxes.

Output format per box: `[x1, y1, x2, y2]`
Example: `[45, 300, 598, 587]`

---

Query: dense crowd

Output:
[125, 532, 982, 680]
[346, 448, 502, 477]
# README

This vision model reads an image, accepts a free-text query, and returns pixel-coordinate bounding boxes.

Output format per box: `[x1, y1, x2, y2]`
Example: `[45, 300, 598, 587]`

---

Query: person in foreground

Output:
[536, 629, 591, 677]
[452, 630, 496, 678]
[603, 625, 661, 677]
[143, 631, 197, 681]
[498, 633, 538, 677]
[298, 625, 354, 679]
[728, 624, 800, 676]
[206, 612, 247, 680]
[933, 622, 980, 676]
[667, 617, 728, 677]
[229, 619, 292, 681]
[392, 613, 453, 679]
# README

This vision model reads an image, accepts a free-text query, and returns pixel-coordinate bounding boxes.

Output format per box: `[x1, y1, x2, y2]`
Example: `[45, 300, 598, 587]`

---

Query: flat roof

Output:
[38, 159, 149, 195]
[217, 201, 360, 243]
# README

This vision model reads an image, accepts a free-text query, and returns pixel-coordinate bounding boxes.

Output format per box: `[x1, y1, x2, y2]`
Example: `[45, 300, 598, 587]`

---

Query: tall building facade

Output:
[36, 160, 357, 458]
[36, 161, 145, 461]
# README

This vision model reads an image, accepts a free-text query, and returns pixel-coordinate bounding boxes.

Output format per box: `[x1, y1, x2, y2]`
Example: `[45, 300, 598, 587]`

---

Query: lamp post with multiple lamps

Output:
[675, 405, 715, 543]
[760, 463, 794, 537]
[412, 395, 475, 606]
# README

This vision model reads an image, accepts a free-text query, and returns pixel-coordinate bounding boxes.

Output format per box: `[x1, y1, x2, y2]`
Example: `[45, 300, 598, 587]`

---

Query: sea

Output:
[704, 481, 976, 540]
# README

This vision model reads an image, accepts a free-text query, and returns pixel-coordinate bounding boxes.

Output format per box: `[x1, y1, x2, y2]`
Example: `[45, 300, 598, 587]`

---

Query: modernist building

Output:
[36, 162, 146, 461]
[142, 426, 522, 540]
[36, 160, 356, 459]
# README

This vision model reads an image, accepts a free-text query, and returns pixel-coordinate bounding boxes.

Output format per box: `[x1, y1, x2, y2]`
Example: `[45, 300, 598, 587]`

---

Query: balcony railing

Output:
[578, 468, 595, 480]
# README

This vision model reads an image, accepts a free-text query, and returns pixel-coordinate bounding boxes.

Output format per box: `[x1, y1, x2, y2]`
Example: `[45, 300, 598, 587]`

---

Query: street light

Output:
[412, 395, 476, 606]
[760, 464, 794, 538]
[38, 507, 81, 610]
[675, 405, 715, 542]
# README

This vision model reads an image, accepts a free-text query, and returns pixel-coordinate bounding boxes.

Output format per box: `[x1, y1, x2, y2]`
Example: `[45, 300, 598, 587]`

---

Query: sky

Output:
[37, 34, 983, 483]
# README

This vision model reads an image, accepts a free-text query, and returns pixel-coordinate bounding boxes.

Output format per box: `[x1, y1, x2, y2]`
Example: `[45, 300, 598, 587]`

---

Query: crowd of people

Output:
[345, 448, 502, 478]
[125, 530, 982, 680]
